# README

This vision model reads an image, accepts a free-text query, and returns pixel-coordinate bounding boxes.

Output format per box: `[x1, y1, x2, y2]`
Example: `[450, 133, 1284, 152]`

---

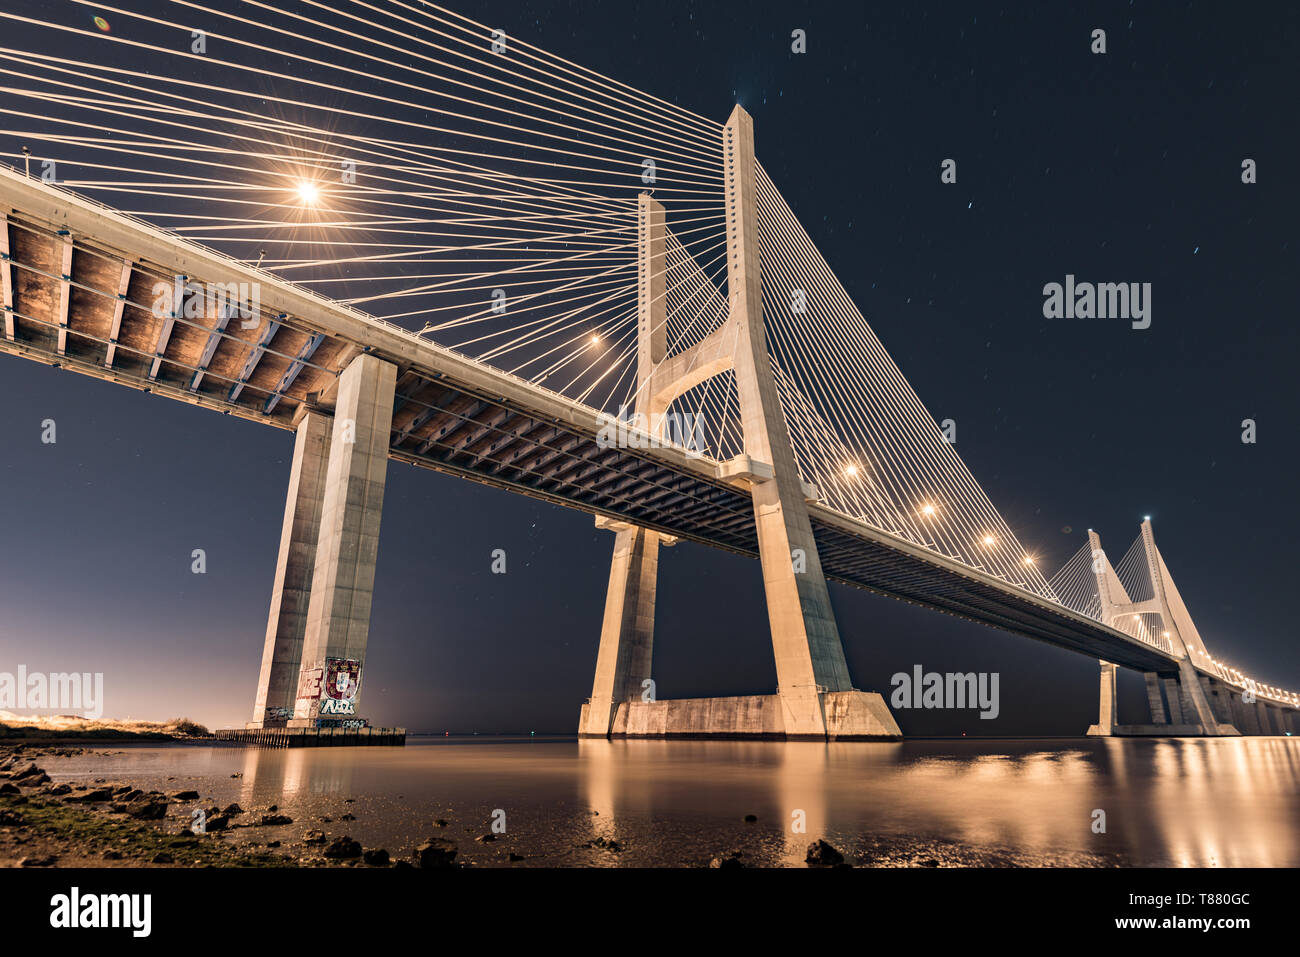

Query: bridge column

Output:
[724, 106, 854, 735]
[1258, 702, 1281, 735]
[1203, 677, 1234, 725]
[1087, 660, 1119, 735]
[290, 353, 397, 727]
[1161, 676, 1184, 724]
[248, 412, 332, 728]
[1229, 687, 1262, 734]
[1144, 673, 1169, 724]
[580, 521, 660, 736]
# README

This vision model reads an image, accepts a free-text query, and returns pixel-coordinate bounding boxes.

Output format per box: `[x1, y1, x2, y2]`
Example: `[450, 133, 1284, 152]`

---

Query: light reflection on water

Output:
[41, 736, 1300, 867]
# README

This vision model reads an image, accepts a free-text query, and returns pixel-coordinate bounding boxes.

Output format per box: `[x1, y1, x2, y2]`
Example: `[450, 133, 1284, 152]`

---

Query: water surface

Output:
[40, 736, 1300, 867]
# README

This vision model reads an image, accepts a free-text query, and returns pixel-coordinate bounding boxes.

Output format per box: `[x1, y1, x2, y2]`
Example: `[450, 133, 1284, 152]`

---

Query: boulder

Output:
[128, 802, 169, 821]
[805, 839, 845, 868]
[413, 838, 458, 868]
[323, 836, 362, 859]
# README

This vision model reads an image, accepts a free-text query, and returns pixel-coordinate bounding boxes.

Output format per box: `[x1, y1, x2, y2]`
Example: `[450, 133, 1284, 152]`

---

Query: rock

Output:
[128, 802, 169, 821]
[340, 812, 356, 821]
[475, 833, 497, 843]
[19, 854, 57, 867]
[12, 764, 44, 781]
[362, 848, 389, 867]
[48, 783, 72, 795]
[919, 858, 940, 868]
[805, 840, 845, 868]
[434, 818, 448, 828]
[102, 849, 122, 860]
[508, 853, 524, 862]
[323, 836, 362, 859]
[17, 772, 50, 787]
[0, 809, 27, 826]
[267, 804, 278, 812]
[320, 816, 333, 823]
[222, 803, 243, 816]
[260, 814, 293, 826]
[0, 783, 19, 795]
[230, 773, 242, 778]
[303, 829, 327, 844]
[344, 798, 355, 803]
[266, 840, 281, 848]
[743, 814, 758, 823]
[393, 860, 413, 870]
[68, 787, 115, 803]
[204, 815, 230, 832]
[709, 855, 744, 869]
[413, 838, 458, 868]
[173, 790, 200, 800]
[151, 852, 174, 864]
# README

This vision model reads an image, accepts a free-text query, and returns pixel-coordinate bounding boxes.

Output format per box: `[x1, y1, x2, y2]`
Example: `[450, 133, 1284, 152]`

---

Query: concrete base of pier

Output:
[578, 690, 902, 740]
[1086, 723, 1241, 737]
[216, 727, 406, 748]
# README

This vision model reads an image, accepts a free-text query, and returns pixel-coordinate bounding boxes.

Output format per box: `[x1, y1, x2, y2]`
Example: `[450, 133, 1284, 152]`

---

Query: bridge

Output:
[0, 2, 1294, 739]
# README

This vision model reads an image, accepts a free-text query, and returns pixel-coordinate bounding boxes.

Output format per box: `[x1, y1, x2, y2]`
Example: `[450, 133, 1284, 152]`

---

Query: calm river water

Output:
[38, 735, 1300, 867]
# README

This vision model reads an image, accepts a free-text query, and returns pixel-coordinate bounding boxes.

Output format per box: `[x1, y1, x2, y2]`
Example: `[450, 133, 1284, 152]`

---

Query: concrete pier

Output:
[581, 691, 901, 740]
[249, 412, 332, 728]
[291, 353, 397, 727]
[217, 726, 406, 748]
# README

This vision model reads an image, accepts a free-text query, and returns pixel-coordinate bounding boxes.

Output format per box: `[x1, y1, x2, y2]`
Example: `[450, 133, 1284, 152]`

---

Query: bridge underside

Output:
[1, 190, 1186, 682]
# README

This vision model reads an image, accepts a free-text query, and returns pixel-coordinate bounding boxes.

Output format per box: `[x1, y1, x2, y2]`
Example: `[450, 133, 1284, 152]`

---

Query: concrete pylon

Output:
[579, 107, 898, 740]
[722, 105, 853, 733]
[290, 353, 397, 727]
[1138, 520, 1225, 735]
[249, 412, 332, 728]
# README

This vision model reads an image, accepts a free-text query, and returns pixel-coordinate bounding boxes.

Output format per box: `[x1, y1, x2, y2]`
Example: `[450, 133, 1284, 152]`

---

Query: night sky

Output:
[0, 1, 1296, 735]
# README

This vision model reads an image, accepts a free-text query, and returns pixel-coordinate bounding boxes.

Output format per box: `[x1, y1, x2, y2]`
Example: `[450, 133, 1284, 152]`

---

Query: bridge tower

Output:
[579, 106, 900, 739]
[1085, 522, 1237, 736]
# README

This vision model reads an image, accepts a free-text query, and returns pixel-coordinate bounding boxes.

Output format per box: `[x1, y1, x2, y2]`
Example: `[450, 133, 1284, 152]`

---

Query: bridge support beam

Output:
[290, 353, 397, 727]
[1086, 661, 1119, 735]
[580, 520, 661, 736]
[248, 412, 332, 728]
[1144, 672, 1169, 723]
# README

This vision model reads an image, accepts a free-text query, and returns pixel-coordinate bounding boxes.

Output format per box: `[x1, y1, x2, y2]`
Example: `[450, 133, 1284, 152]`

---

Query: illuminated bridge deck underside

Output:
[0, 174, 1178, 678]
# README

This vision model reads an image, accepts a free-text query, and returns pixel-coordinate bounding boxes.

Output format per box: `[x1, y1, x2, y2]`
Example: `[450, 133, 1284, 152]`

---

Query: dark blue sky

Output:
[0, 0, 1296, 733]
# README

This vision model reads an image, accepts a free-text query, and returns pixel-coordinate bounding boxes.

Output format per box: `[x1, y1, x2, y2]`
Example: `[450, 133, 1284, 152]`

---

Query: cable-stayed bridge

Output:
[0, 2, 1293, 740]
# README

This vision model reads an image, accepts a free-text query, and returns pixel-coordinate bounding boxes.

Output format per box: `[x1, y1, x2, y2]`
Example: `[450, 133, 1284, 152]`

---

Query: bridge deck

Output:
[0, 167, 1180, 676]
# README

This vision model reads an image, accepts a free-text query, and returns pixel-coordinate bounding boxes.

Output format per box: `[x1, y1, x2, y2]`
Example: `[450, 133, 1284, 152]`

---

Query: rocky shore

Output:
[0, 744, 461, 869]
